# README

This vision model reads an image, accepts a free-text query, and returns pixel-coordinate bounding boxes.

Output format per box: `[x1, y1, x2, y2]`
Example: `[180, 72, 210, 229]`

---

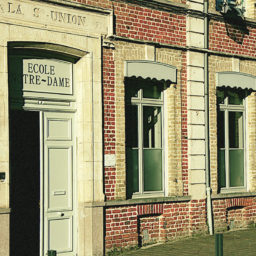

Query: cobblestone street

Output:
[119, 229, 256, 256]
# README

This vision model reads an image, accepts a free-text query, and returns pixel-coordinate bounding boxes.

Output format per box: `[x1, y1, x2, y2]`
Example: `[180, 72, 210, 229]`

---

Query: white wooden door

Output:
[42, 112, 76, 256]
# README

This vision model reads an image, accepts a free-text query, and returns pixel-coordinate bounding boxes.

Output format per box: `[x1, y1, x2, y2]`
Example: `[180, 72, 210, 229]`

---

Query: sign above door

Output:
[23, 59, 73, 95]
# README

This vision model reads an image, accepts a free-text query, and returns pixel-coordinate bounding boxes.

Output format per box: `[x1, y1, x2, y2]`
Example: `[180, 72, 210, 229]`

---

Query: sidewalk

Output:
[120, 229, 256, 256]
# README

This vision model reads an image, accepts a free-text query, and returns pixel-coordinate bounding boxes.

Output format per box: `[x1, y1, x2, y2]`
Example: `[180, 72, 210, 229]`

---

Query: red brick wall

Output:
[75, 0, 186, 46]
[114, 4, 186, 45]
[189, 200, 207, 233]
[160, 202, 190, 241]
[105, 198, 256, 252]
[227, 207, 244, 229]
[105, 201, 208, 251]
[209, 20, 256, 57]
[103, 48, 116, 200]
[139, 216, 160, 245]
[105, 206, 138, 250]
[213, 197, 256, 232]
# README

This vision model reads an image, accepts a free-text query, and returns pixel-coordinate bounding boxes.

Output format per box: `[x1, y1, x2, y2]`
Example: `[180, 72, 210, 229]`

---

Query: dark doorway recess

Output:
[10, 110, 40, 256]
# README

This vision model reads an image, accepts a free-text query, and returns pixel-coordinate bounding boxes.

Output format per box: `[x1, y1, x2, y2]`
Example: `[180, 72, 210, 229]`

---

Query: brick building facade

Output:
[1, 0, 256, 255]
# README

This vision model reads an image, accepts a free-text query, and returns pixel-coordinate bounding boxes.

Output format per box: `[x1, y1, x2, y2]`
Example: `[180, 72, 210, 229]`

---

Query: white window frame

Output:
[218, 91, 247, 193]
[126, 85, 165, 198]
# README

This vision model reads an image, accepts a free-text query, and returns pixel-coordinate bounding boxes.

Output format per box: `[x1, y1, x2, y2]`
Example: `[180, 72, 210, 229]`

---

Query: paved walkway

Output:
[120, 229, 256, 256]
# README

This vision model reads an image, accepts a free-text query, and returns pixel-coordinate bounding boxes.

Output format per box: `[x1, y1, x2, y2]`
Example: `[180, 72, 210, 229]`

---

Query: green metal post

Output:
[215, 234, 223, 256]
[48, 250, 57, 256]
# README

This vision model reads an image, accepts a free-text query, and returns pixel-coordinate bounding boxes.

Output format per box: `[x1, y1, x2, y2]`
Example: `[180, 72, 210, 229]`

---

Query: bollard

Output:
[215, 233, 223, 256]
[47, 250, 57, 256]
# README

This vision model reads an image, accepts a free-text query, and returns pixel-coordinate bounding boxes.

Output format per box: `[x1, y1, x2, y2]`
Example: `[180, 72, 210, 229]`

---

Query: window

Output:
[217, 89, 246, 191]
[125, 79, 164, 198]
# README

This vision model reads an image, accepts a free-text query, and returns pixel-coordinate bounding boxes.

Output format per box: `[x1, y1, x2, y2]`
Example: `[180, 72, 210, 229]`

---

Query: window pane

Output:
[227, 90, 243, 105]
[126, 148, 139, 197]
[218, 149, 226, 188]
[229, 149, 244, 187]
[143, 149, 162, 191]
[143, 84, 161, 99]
[229, 112, 243, 148]
[126, 85, 139, 99]
[217, 110, 225, 148]
[143, 106, 162, 148]
[217, 90, 225, 104]
[126, 105, 138, 147]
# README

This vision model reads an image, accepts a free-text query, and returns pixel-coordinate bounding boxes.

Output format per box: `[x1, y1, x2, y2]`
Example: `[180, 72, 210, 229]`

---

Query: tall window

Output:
[217, 89, 246, 191]
[126, 80, 164, 198]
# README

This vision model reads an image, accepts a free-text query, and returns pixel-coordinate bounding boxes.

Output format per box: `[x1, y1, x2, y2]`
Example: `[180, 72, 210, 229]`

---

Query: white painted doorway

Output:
[9, 49, 78, 256]
[42, 111, 76, 256]
[9, 110, 76, 256]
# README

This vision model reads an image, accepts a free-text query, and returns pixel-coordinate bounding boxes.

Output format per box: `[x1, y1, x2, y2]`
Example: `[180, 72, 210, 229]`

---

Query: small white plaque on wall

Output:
[104, 154, 116, 167]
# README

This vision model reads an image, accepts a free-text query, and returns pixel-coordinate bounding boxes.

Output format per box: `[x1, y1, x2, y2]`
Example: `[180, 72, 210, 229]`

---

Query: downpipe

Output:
[204, 0, 214, 236]
[205, 52, 213, 235]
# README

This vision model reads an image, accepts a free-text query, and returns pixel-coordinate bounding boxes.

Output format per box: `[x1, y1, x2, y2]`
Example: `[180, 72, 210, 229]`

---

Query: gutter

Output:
[204, 0, 214, 236]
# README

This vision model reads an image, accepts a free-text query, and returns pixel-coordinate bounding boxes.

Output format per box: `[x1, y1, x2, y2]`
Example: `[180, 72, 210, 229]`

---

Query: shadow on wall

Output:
[223, 15, 249, 44]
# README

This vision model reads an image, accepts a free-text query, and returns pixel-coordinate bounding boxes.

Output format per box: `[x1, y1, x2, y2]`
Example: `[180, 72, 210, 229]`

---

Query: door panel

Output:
[43, 112, 76, 256]
[47, 147, 73, 210]
[48, 216, 73, 252]
[47, 118, 72, 141]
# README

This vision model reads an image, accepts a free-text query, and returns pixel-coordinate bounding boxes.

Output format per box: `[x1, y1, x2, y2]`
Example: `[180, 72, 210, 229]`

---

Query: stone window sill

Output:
[105, 196, 191, 207]
[212, 192, 256, 199]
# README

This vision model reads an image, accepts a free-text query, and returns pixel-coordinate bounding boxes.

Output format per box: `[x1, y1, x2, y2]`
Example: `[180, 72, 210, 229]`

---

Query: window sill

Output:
[131, 192, 165, 199]
[220, 187, 247, 194]
[105, 195, 191, 207]
[212, 191, 256, 199]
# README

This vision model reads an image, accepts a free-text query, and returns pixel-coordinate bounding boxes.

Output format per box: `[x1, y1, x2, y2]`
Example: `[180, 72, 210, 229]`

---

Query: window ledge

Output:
[105, 196, 191, 207]
[0, 208, 11, 214]
[212, 192, 256, 199]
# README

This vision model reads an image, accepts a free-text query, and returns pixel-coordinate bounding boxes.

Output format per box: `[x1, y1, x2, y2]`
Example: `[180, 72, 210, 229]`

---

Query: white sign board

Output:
[23, 59, 73, 95]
